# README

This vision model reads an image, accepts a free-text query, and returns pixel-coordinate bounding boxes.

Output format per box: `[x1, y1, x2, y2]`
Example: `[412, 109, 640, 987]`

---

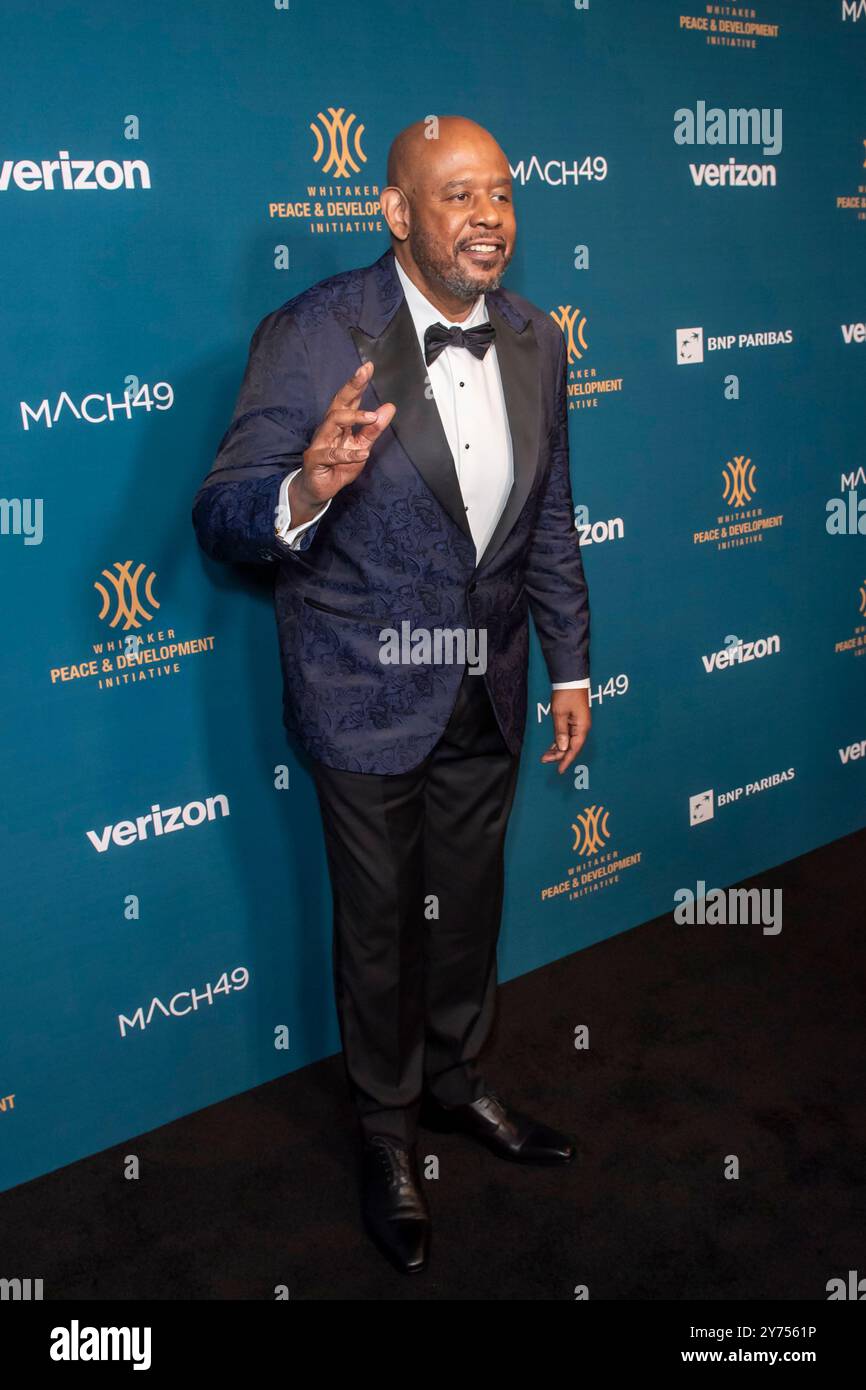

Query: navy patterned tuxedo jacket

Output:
[192, 246, 590, 774]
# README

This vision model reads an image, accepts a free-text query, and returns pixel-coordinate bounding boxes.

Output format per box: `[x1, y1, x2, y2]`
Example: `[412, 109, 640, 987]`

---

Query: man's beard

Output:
[410, 226, 511, 301]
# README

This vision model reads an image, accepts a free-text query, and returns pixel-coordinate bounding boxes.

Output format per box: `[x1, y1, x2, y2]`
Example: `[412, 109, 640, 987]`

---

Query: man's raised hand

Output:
[288, 361, 395, 526]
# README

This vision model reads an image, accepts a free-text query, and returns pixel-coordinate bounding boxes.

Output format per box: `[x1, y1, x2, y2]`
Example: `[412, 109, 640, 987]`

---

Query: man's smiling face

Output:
[410, 136, 516, 301]
[383, 118, 517, 310]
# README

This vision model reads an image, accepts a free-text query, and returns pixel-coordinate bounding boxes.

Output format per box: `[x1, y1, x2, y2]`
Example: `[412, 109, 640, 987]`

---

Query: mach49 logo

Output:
[21, 382, 174, 432]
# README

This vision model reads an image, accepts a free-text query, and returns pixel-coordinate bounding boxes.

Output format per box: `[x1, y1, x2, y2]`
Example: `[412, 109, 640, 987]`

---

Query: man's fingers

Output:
[314, 402, 395, 456]
[301, 387, 393, 500]
[552, 711, 572, 752]
[540, 736, 577, 762]
[319, 407, 380, 435]
[309, 441, 371, 467]
[326, 359, 374, 414]
[322, 401, 395, 445]
[352, 401, 396, 446]
[540, 728, 587, 771]
[541, 691, 590, 772]
[555, 732, 587, 775]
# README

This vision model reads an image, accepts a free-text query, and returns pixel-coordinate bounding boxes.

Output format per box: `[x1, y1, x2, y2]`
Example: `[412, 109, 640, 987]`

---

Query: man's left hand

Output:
[541, 687, 591, 775]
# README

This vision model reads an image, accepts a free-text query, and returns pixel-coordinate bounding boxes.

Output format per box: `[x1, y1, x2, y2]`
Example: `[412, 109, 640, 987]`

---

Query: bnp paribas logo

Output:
[677, 327, 704, 363]
[550, 305, 588, 364]
[572, 803, 611, 856]
[95, 560, 159, 630]
[310, 107, 367, 178]
[722, 454, 758, 508]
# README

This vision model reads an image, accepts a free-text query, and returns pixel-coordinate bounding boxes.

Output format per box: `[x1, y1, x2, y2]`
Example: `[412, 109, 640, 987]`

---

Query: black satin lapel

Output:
[349, 302, 474, 545]
[475, 303, 541, 570]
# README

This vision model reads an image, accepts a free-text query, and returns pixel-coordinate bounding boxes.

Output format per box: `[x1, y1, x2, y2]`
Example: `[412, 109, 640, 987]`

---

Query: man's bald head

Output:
[385, 117, 506, 195]
[380, 116, 516, 314]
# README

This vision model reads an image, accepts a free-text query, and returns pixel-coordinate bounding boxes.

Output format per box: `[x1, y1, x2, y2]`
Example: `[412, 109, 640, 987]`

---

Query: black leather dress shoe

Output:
[360, 1135, 431, 1274]
[421, 1089, 577, 1165]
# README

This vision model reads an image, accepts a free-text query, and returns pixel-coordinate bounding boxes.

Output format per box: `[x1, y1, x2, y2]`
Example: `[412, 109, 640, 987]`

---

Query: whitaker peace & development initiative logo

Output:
[833, 578, 866, 659]
[549, 304, 623, 412]
[692, 453, 785, 553]
[540, 803, 643, 906]
[48, 561, 215, 696]
[678, 7, 780, 49]
[835, 137, 866, 221]
[268, 105, 382, 236]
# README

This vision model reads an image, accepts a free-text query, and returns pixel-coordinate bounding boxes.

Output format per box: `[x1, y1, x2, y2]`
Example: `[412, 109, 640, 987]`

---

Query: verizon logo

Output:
[86, 794, 229, 852]
[838, 739, 866, 763]
[0, 151, 150, 192]
[688, 161, 777, 187]
[840, 323, 866, 344]
[701, 633, 781, 672]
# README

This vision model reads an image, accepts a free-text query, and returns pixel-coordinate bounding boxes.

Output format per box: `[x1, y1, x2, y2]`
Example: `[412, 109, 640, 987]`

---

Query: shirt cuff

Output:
[275, 468, 332, 548]
[551, 679, 590, 689]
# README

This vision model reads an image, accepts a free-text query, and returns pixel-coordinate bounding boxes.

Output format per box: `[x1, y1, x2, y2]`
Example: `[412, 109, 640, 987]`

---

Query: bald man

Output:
[193, 116, 591, 1275]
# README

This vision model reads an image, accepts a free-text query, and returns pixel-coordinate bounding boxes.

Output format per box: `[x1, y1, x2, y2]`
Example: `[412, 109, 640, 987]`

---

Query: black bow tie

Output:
[423, 320, 496, 366]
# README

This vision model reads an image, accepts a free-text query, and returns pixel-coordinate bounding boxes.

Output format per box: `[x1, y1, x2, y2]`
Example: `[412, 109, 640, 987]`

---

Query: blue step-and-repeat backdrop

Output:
[1, 1, 864, 1193]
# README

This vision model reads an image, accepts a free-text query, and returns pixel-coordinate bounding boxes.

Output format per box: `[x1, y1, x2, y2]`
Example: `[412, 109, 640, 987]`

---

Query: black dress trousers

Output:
[310, 668, 522, 1143]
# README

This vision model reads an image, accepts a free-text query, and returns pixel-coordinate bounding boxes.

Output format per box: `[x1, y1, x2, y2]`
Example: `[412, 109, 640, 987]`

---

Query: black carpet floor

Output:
[3, 829, 864, 1300]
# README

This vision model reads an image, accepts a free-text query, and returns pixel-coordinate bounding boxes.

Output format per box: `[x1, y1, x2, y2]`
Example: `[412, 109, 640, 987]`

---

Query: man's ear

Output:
[381, 185, 410, 241]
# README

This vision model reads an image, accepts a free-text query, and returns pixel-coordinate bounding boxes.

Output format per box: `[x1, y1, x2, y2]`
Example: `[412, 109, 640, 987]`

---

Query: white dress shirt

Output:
[276, 257, 589, 692]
